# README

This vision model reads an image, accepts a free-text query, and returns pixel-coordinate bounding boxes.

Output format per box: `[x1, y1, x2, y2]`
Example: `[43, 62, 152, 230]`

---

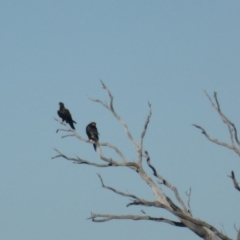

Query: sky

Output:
[1, 1, 240, 239]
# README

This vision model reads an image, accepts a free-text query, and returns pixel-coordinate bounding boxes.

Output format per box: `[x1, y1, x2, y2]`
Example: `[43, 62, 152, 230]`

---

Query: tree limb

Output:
[52, 149, 116, 167]
[88, 213, 185, 227]
[88, 80, 139, 151]
[87, 210, 231, 240]
[193, 91, 240, 157]
[192, 124, 240, 157]
[97, 174, 164, 208]
[52, 149, 139, 170]
[55, 118, 127, 163]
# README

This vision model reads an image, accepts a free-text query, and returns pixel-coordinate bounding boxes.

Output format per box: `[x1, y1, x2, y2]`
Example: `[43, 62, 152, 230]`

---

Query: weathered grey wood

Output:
[54, 83, 237, 240]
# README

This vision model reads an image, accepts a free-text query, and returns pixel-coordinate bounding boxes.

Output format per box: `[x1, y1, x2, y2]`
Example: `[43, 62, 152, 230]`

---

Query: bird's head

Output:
[59, 102, 64, 107]
[91, 122, 96, 126]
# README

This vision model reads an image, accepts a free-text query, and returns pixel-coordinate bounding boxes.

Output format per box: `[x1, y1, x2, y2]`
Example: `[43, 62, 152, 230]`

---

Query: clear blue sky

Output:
[1, 1, 240, 239]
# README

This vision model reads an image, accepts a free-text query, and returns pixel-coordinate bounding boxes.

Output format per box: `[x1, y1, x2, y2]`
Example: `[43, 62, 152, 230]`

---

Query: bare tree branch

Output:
[163, 211, 231, 240]
[88, 81, 154, 167]
[204, 91, 235, 146]
[143, 152, 231, 239]
[98, 174, 141, 200]
[140, 102, 152, 145]
[138, 102, 152, 165]
[228, 171, 240, 192]
[88, 212, 186, 227]
[88, 80, 139, 151]
[55, 118, 127, 163]
[97, 174, 164, 208]
[56, 128, 72, 133]
[52, 149, 139, 170]
[212, 91, 240, 147]
[193, 91, 240, 158]
[61, 134, 75, 138]
[145, 151, 188, 213]
[52, 149, 115, 167]
[99, 142, 127, 163]
[87, 210, 231, 240]
[192, 91, 240, 239]
[202, 91, 240, 147]
[186, 188, 192, 215]
[192, 124, 240, 157]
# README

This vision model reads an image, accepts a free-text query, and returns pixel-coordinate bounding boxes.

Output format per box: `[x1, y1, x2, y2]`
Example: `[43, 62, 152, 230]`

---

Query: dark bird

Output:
[86, 122, 99, 151]
[57, 102, 77, 129]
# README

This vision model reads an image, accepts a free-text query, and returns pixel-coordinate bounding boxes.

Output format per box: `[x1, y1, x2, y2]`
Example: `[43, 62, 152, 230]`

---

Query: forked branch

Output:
[192, 124, 238, 153]
[89, 80, 139, 151]
[98, 174, 164, 208]
[193, 91, 240, 157]
[52, 149, 115, 167]
[55, 118, 127, 163]
[52, 149, 138, 169]
[145, 151, 188, 212]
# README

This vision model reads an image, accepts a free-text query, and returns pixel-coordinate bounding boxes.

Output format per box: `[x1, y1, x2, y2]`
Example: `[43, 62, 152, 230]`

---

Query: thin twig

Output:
[98, 174, 140, 199]
[138, 102, 152, 165]
[185, 188, 192, 215]
[204, 91, 240, 148]
[228, 171, 240, 192]
[87, 211, 232, 240]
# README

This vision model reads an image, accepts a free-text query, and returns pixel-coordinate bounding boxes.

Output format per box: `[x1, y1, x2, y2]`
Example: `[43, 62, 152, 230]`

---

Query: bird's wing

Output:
[63, 108, 71, 118]
[58, 110, 64, 119]
[91, 127, 99, 140]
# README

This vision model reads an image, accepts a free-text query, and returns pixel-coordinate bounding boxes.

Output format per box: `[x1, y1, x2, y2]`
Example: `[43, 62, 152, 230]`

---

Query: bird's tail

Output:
[73, 120, 77, 124]
[69, 122, 75, 130]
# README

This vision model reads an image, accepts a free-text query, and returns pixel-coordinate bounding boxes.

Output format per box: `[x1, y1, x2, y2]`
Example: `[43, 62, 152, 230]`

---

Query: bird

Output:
[86, 122, 99, 151]
[57, 102, 77, 129]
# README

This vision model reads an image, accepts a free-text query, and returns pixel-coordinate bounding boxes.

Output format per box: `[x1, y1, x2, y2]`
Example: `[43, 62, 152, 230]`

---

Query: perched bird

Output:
[86, 122, 99, 151]
[57, 102, 77, 129]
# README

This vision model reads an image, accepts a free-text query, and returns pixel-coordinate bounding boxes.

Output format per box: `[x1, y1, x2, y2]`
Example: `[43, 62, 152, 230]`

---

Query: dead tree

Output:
[52, 82, 237, 240]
